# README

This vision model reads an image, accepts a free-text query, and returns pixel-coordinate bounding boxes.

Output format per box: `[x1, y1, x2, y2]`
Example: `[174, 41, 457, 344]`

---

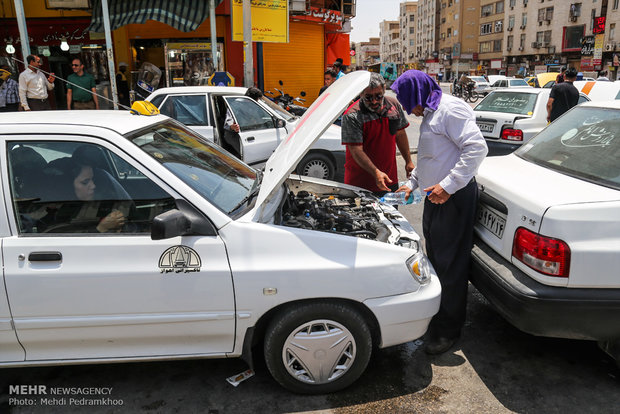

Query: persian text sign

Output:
[232, 0, 289, 43]
[593, 34, 604, 65]
[294, 7, 343, 27]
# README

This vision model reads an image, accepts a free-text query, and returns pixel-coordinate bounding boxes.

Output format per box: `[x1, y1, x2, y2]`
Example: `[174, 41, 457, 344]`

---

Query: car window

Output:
[259, 96, 295, 122]
[225, 96, 274, 132]
[159, 95, 208, 126]
[127, 121, 257, 214]
[510, 79, 529, 87]
[149, 94, 166, 108]
[542, 80, 555, 88]
[470, 76, 486, 83]
[578, 94, 590, 104]
[7, 141, 177, 235]
[517, 107, 620, 190]
[474, 91, 538, 114]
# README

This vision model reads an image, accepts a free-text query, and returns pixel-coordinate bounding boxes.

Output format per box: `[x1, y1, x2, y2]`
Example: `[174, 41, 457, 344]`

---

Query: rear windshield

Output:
[509, 79, 529, 87]
[517, 106, 620, 189]
[474, 91, 538, 115]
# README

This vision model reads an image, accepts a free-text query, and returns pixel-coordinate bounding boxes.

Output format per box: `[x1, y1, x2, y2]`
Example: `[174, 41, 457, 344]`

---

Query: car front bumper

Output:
[364, 276, 441, 348]
[471, 237, 620, 341]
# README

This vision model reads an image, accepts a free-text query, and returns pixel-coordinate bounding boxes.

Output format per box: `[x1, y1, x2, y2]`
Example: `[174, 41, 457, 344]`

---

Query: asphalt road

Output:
[2, 87, 619, 414]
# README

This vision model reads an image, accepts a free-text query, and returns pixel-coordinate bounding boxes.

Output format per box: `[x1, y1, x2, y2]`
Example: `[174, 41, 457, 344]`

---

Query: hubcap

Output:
[282, 319, 356, 384]
[302, 160, 329, 179]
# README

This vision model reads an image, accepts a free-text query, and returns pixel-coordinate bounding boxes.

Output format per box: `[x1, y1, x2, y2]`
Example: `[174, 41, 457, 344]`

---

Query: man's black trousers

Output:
[422, 179, 478, 339]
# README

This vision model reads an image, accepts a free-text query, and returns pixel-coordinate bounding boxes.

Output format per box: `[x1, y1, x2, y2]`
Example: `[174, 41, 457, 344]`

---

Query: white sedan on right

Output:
[474, 88, 590, 155]
[470, 100, 620, 364]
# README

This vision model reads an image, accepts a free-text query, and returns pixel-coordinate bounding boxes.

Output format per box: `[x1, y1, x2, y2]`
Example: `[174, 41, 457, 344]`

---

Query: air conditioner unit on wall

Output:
[508, 26, 513, 31]
[520, 25, 526, 29]
[531, 42, 540, 48]
[606, 43, 613, 50]
[519, 46, 524, 51]
[507, 47, 512, 51]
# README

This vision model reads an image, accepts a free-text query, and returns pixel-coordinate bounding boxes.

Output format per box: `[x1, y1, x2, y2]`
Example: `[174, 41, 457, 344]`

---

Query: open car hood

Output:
[254, 71, 371, 210]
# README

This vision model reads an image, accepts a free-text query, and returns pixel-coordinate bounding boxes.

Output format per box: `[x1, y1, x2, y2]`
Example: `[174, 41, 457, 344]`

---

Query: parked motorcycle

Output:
[265, 80, 307, 116]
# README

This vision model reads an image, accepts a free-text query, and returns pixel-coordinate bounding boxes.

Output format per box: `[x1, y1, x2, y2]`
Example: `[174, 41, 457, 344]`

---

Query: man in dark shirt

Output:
[341, 73, 413, 195]
[547, 67, 579, 122]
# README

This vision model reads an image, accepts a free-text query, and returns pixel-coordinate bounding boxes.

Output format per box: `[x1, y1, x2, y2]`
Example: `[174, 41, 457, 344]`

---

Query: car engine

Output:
[278, 190, 392, 242]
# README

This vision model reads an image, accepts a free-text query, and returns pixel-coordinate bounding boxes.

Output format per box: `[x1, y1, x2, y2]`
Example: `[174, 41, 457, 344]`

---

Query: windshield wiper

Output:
[228, 170, 263, 214]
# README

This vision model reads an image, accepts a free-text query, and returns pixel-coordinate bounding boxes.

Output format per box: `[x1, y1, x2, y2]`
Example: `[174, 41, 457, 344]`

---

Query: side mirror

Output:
[151, 199, 216, 240]
[275, 118, 286, 128]
[151, 209, 191, 240]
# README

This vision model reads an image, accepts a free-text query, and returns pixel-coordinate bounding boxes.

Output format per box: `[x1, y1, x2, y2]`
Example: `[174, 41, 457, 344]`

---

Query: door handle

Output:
[246, 137, 255, 142]
[28, 252, 62, 262]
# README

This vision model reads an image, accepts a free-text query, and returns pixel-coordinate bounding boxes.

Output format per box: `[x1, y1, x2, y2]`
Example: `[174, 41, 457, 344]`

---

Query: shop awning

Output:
[88, 0, 224, 33]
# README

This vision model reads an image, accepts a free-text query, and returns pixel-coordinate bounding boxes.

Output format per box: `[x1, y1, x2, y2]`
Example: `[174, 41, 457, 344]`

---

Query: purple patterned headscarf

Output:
[391, 70, 443, 114]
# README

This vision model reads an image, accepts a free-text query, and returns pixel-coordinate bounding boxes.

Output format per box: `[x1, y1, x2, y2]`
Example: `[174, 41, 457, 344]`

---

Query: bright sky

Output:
[350, 0, 405, 43]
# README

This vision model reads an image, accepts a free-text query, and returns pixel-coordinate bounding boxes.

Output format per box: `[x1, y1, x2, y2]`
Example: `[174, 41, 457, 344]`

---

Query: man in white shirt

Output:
[391, 70, 488, 355]
[18, 55, 55, 111]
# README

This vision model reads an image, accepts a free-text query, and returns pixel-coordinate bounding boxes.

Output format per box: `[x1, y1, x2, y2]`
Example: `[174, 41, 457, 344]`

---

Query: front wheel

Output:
[263, 302, 372, 394]
[467, 90, 479, 103]
[296, 152, 335, 180]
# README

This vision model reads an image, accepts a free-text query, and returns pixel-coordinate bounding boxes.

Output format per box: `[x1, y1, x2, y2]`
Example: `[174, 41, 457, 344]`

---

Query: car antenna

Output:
[10, 56, 137, 113]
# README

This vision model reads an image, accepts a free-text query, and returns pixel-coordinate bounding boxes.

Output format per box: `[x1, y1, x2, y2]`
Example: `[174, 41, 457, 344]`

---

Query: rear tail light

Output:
[501, 128, 524, 141]
[512, 227, 570, 278]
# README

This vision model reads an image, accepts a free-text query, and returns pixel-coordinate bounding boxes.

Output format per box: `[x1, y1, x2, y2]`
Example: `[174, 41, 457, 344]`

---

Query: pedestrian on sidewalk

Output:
[18, 55, 55, 111]
[391, 69, 488, 355]
[0, 65, 20, 112]
[67, 57, 99, 110]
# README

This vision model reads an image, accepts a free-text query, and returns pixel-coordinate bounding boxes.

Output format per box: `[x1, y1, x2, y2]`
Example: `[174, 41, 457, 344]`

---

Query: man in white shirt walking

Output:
[391, 70, 488, 355]
[18, 55, 55, 111]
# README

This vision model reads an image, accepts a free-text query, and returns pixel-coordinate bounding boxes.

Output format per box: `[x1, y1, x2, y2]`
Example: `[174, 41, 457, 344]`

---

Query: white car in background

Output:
[147, 86, 344, 181]
[469, 75, 492, 96]
[0, 72, 440, 394]
[471, 100, 620, 364]
[489, 77, 532, 89]
[474, 88, 590, 155]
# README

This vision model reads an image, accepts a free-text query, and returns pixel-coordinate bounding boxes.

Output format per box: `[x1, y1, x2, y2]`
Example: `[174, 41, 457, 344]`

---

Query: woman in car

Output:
[38, 157, 127, 233]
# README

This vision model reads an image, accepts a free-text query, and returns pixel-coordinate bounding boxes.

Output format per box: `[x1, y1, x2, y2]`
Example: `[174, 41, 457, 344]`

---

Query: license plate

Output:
[477, 203, 506, 239]
[476, 122, 494, 133]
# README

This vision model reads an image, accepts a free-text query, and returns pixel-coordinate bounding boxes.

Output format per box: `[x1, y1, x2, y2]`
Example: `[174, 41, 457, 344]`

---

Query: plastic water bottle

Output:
[380, 189, 425, 205]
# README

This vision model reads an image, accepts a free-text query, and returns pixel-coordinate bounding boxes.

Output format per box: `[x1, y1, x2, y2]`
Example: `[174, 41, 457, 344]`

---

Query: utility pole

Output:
[101, 0, 119, 109]
[210, 0, 218, 70]
[243, 0, 254, 87]
[13, 0, 30, 59]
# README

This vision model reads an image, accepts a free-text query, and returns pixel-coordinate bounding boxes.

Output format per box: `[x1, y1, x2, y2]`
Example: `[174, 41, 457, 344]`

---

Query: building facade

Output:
[415, 0, 440, 74]
[379, 20, 401, 63]
[400, 1, 418, 68]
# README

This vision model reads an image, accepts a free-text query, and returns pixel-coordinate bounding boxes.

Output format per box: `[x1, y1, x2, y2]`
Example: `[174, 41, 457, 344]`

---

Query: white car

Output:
[146, 86, 344, 181]
[0, 72, 440, 394]
[469, 75, 491, 96]
[470, 100, 620, 363]
[474, 88, 590, 155]
[489, 77, 532, 89]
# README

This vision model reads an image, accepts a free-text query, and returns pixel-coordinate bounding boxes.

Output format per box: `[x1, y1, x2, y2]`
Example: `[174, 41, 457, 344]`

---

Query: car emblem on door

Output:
[159, 245, 202, 273]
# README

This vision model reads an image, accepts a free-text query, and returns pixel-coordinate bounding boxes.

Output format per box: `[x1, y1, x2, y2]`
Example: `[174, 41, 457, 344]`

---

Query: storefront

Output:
[1, 18, 110, 109]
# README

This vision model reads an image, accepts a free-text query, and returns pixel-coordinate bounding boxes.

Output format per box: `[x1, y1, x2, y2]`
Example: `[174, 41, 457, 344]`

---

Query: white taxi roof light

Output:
[131, 100, 160, 116]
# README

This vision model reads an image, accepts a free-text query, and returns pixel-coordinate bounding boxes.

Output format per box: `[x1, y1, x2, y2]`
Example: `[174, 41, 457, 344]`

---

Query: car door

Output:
[1, 137, 235, 361]
[222, 95, 286, 165]
[157, 94, 214, 141]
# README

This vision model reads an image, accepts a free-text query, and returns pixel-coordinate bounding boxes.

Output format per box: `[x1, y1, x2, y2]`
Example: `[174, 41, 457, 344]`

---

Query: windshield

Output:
[517, 106, 620, 190]
[259, 96, 296, 122]
[127, 121, 258, 213]
[470, 76, 487, 83]
[474, 91, 538, 115]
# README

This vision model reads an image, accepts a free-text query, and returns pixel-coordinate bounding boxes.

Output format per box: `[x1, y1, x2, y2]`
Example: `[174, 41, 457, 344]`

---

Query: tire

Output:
[296, 152, 335, 180]
[263, 302, 372, 394]
[468, 91, 479, 103]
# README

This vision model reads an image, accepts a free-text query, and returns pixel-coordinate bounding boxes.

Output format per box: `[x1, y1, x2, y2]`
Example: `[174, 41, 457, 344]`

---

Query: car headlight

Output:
[406, 254, 431, 285]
